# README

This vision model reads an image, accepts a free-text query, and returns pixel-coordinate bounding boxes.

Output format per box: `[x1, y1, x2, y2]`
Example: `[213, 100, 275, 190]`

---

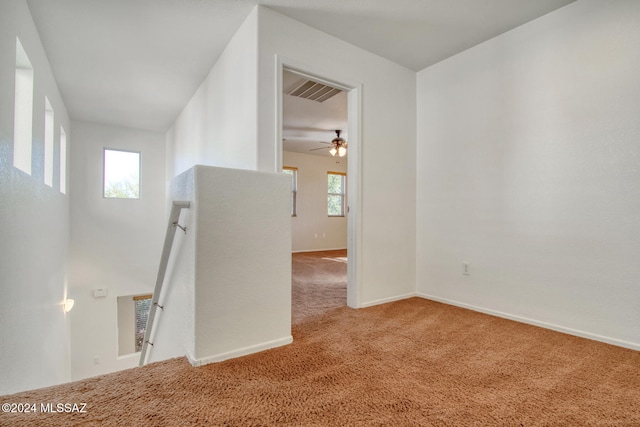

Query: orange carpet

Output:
[1, 250, 639, 426]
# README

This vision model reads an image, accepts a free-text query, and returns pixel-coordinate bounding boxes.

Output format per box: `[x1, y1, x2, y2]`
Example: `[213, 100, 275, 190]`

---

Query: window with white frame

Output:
[103, 148, 140, 199]
[59, 127, 67, 194]
[282, 166, 298, 216]
[13, 38, 34, 175]
[44, 97, 55, 187]
[327, 171, 346, 217]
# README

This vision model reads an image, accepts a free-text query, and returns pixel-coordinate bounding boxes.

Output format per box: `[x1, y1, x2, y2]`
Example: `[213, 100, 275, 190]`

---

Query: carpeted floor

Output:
[291, 250, 347, 325]
[2, 250, 639, 426]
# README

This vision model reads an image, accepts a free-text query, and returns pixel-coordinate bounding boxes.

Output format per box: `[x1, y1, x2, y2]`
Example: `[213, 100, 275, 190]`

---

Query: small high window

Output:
[282, 167, 298, 216]
[13, 38, 34, 175]
[44, 97, 54, 187]
[60, 127, 67, 194]
[103, 148, 140, 199]
[327, 171, 346, 217]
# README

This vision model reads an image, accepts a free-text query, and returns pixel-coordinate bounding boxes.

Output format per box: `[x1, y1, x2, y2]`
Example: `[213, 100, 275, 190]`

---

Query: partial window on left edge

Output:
[103, 148, 140, 199]
[282, 166, 297, 217]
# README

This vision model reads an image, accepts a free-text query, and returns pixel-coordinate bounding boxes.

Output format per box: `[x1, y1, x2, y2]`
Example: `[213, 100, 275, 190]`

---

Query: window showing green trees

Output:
[328, 172, 346, 216]
[103, 149, 140, 198]
[134, 295, 152, 352]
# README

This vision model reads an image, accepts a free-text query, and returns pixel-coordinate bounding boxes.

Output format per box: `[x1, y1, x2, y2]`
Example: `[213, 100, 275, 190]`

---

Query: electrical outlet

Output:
[462, 262, 470, 275]
[93, 357, 101, 365]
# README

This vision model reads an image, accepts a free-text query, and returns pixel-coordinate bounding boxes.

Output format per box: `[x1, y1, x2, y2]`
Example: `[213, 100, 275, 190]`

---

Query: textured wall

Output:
[166, 9, 258, 179]
[192, 166, 292, 363]
[68, 121, 166, 380]
[416, 0, 640, 349]
[257, 6, 417, 307]
[0, 0, 72, 395]
[147, 166, 292, 365]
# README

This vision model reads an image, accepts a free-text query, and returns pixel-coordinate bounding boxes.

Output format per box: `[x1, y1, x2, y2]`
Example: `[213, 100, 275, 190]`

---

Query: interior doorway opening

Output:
[278, 64, 361, 318]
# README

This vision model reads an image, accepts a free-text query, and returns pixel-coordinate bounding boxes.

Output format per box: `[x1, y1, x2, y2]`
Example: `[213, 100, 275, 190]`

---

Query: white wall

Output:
[116, 296, 136, 356]
[416, 0, 640, 349]
[147, 166, 292, 366]
[0, 0, 72, 395]
[283, 151, 347, 252]
[68, 121, 166, 380]
[192, 166, 292, 363]
[257, 6, 417, 307]
[166, 8, 258, 179]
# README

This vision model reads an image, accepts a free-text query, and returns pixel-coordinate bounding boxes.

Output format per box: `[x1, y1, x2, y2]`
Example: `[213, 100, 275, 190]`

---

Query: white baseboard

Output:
[360, 292, 417, 308]
[292, 247, 347, 254]
[187, 335, 294, 367]
[416, 292, 640, 351]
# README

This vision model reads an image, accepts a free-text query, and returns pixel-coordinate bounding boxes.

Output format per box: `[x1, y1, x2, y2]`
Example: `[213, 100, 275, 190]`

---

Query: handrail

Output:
[139, 201, 190, 366]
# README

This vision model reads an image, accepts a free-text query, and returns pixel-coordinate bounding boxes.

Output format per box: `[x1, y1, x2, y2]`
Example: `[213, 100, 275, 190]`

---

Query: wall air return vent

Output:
[287, 80, 342, 103]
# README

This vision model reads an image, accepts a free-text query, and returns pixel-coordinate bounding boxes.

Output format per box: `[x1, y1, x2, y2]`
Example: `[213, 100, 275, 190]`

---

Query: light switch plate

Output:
[93, 288, 108, 298]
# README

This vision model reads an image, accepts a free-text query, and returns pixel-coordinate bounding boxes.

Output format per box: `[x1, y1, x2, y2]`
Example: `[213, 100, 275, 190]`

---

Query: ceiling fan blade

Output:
[309, 146, 331, 151]
[283, 136, 332, 143]
[287, 139, 332, 145]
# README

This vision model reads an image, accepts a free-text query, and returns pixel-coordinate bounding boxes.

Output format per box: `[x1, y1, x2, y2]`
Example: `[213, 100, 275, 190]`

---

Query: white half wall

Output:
[192, 166, 292, 362]
[166, 8, 258, 179]
[68, 121, 166, 380]
[416, 0, 640, 349]
[147, 166, 292, 365]
[283, 151, 347, 252]
[257, 6, 417, 307]
[0, 0, 72, 395]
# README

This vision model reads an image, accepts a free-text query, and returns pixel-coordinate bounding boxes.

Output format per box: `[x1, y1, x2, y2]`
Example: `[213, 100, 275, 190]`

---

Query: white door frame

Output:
[275, 55, 363, 308]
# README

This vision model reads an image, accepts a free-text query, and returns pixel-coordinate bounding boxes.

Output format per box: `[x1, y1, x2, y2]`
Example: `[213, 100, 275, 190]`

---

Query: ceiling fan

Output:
[310, 130, 347, 157]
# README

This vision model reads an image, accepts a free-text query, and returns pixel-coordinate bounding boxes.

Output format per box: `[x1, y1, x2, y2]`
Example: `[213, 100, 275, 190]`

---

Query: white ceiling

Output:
[282, 71, 348, 157]
[26, 0, 576, 132]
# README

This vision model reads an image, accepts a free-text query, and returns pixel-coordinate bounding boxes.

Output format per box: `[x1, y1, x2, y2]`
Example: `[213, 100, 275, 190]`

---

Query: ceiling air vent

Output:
[287, 80, 342, 103]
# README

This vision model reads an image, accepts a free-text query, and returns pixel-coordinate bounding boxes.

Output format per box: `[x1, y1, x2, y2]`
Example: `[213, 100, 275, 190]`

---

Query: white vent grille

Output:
[287, 80, 342, 102]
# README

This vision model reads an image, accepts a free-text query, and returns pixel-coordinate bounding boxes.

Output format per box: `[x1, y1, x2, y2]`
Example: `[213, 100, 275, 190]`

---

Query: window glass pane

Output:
[328, 172, 346, 216]
[13, 38, 34, 175]
[134, 297, 152, 353]
[104, 149, 140, 198]
[328, 174, 343, 193]
[60, 127, 67, 194]
[328, 195, 343, 216]
[44, 98, 54, 187]
[283, 168, 297, 216]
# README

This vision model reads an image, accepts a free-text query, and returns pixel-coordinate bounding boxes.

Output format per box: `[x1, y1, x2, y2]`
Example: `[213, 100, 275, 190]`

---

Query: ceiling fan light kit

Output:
[306, 129, 347, 157]
[330, 129, 347, 157]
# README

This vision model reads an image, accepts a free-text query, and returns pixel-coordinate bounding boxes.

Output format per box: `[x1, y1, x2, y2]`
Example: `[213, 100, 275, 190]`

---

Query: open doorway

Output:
[280, 68, 354, 324]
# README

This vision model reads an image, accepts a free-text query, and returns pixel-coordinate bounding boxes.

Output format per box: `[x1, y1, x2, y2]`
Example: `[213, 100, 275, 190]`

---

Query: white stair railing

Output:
[139, 201, 190, 366]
